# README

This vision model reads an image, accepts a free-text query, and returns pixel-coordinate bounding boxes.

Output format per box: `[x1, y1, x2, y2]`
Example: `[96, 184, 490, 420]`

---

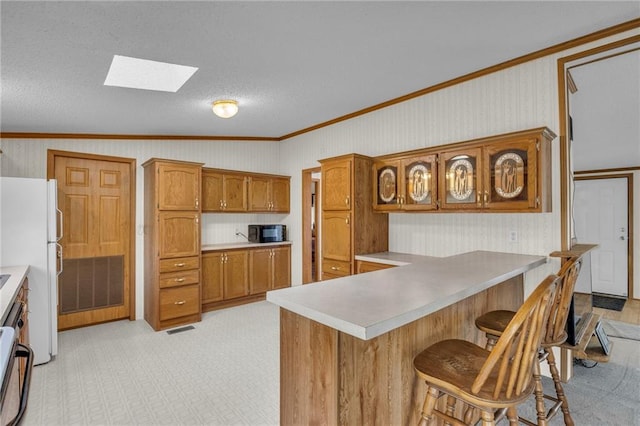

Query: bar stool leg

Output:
[532, 360, 548, 426]
[418, 386, 439, 426]
[545, 348, 574, 426]
[480, 409, 496, 426]
[506, 407, 519, 425]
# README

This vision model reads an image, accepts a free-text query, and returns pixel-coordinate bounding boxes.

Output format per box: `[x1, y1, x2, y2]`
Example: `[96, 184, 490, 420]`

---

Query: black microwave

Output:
[248, 224, 287, 243]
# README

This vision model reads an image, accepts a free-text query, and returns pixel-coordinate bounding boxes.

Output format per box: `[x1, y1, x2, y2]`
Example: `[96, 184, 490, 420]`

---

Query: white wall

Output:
[1, 27, 637, 319]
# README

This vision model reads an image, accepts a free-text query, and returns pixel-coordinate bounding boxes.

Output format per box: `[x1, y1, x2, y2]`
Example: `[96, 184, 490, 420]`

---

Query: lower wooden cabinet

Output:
[249, 246, 291, 294]
[202, 244, 291, 311]
[356, 260, 396, 274]
[201, 249, 249, 304]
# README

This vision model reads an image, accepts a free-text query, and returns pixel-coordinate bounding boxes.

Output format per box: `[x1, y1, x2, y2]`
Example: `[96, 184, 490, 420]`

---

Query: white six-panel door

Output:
[573, 177, 629, 296]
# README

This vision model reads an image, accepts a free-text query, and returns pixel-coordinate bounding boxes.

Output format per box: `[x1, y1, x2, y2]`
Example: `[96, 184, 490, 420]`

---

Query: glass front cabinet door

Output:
[483, 140, 538, 211]
[439, 148, 482, 210]
[374, 161, 400, 211]
[373, 155, 438, 211]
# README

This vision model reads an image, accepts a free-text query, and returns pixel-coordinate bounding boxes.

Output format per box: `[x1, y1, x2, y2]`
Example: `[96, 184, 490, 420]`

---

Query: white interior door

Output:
[573, 178, 628, 296]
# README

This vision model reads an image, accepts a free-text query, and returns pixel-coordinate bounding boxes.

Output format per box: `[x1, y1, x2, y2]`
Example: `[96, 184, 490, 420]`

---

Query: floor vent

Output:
[166, 325, 195, 335]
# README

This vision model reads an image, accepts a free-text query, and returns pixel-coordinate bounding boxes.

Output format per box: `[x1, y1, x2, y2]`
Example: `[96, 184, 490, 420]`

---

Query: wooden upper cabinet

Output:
[202, 169, 247, 212]
[371, 127, 555, 213]
[374, 154, 438, 211]
[157, 212, 200, 258]
[157, 162, 201, 211]
[483, 138, 538, 211]
[270, 177, 290, 213]
[322, 159, 352, 211]
[439, 147, 483, 210]
[248, 176, 291, 212]
[202, 168, 289, 213]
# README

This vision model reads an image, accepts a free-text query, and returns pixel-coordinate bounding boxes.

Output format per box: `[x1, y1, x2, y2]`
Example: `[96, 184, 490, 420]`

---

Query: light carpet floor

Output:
[22, 301, 640, 425]
[23, 301, 280, 426]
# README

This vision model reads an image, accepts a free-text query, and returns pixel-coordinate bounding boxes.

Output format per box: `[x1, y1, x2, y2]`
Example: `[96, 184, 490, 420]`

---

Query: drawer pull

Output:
[174, 300, 186, 305]
[175, 278, 185, 282]
[175, 263, 186, 267]
[331, 266, 340, 271]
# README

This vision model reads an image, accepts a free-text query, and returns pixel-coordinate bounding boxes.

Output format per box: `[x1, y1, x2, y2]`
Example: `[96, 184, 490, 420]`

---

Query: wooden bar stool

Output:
[475, 257, 582, 425]
[413, 274, 559, 426]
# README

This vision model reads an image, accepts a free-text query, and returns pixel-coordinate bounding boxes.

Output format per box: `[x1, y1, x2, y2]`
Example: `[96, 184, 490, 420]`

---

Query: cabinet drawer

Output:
[159, 269, 200, 289]
[159, 256, 200, 273]
[159, 285, 200, 321]
[322, 259, 351, 276]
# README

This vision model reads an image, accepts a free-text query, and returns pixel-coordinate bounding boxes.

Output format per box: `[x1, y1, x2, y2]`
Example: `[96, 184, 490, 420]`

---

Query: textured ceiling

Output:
[1, 1, 639, 139]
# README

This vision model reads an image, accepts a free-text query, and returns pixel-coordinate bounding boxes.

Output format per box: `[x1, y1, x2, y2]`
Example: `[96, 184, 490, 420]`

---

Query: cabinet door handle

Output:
[331, 266, 340, 271]
[195, 216, 199, 224]
[175, 278, 185, 282]
[174, 300, 186, 305]
[483, 191, 488, 204]
[345, 216, 350, 225]
[195, 198, 199, 208]
[220, 200, 224, 208]
[345, 195, 350, 206]
[175, 263, 186, 267]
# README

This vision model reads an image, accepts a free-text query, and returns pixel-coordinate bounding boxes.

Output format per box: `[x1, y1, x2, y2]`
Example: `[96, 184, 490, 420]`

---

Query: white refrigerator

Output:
[0, 177, 62, 365]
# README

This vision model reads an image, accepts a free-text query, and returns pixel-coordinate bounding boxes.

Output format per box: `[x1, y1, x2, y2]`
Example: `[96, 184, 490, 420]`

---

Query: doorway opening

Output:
[558, 36, 638, 300]
[302, 167, 321, 284]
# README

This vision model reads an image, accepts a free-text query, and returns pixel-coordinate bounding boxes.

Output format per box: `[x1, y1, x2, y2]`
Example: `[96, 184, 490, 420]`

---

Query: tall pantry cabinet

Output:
[320, 154, 388, 279]
[143, 158, 203, 331]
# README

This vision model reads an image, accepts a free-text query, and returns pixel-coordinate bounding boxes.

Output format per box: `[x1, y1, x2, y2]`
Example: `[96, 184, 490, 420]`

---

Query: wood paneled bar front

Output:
[266, 251, 546, 425]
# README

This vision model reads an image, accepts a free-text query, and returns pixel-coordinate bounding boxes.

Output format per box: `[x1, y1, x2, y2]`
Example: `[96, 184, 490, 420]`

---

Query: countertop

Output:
[0, 265, 29, 325]
[267, 251, 546, 340]
[202, 241, 292, 251]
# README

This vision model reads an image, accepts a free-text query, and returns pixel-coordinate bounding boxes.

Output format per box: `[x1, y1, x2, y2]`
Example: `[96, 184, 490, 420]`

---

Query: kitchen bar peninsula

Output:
[266, 251, 546, 425]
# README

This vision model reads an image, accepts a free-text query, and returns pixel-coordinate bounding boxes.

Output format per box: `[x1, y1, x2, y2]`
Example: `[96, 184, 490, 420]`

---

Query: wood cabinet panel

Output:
[249, 248, 272, 294]
[224, 250, 249, 299]
[322, 212, 352, 262]
[157, 163, 200, 211]
[270, 178, 290, 213]
[158, 212, 200, 258]
[201, 252, 224, 303]
[322, 160, 352, 211]
[272, 246, 291, 289]
[224, 174, 247, 211]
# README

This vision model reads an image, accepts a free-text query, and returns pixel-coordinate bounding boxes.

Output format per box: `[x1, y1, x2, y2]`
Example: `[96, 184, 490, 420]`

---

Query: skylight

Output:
[104, 55, 198, 93]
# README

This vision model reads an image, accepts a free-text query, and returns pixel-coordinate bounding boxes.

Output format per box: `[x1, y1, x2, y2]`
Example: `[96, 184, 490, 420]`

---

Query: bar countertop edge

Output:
[267, 250, 547, 340]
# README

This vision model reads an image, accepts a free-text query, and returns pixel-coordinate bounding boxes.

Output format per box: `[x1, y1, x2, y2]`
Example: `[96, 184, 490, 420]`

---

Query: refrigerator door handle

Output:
[56, 243, 64, 276]
[56, 207, 63, 242]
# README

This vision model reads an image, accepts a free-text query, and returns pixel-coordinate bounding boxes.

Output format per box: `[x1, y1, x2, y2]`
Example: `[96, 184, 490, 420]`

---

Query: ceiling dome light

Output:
[212, 100, 238, 118]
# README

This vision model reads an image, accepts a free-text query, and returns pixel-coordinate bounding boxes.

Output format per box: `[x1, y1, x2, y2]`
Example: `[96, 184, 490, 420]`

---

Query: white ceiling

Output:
[1, 1, 639, 139]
